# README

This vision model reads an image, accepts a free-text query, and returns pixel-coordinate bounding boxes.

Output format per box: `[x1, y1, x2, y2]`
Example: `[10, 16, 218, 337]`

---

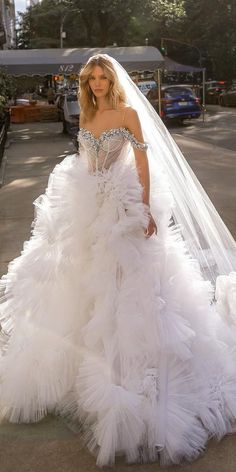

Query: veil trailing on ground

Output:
[87, 54, 236, 286]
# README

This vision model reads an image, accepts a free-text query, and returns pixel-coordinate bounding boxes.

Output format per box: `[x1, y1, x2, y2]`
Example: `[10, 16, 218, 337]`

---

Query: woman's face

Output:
[88, 65, 111, 99]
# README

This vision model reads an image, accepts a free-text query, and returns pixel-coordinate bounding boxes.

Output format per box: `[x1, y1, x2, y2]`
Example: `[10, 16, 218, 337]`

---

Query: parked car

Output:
[219, 85, 236, 107]
[205, 84, 227, 104]
[204, 80, 226, 90]
[147, 85, 202, 122]
[56, 91, 80, 146]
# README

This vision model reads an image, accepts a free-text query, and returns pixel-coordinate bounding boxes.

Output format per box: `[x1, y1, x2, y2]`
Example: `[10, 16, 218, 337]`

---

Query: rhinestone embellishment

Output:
[79, 127, 148, 151]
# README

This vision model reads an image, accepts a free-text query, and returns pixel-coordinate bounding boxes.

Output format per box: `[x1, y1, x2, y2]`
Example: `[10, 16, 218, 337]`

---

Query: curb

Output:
[0, 137, 12, 188]
[0, 152, 7, 188]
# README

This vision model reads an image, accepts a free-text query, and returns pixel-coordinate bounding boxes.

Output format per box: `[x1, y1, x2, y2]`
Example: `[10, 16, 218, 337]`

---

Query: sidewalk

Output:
[0, 123, 236, 472]
[0, 123, 75, 277]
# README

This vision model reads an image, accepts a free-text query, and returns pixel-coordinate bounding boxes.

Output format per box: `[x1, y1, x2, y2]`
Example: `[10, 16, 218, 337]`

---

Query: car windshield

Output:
[165, 88, 195, 98]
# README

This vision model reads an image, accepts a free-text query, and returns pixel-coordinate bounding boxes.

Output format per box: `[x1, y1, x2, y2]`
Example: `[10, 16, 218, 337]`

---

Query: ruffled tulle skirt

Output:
[1, 151, 236, 466]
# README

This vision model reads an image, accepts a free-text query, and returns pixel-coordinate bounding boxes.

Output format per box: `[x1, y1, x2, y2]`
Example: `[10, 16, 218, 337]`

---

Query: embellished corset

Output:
[78, 127, 148, 173]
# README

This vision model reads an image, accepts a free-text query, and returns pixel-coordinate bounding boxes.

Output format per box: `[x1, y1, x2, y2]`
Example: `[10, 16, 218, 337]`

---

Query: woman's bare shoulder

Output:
[122, 106, 144, 141]
[123, 105, 138, 117]
[123, 106, 139, 124]
[119, 104, 135, 111]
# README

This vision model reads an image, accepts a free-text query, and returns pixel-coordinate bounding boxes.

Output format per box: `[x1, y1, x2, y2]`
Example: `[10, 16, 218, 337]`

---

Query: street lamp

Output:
[59, 9, 79, 48]
[57, 0, 80, 48]
[60, 24, 66, 48]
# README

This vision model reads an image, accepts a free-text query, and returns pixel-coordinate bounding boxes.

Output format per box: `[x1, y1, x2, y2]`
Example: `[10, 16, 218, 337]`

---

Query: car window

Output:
[164, 88, 195, 98]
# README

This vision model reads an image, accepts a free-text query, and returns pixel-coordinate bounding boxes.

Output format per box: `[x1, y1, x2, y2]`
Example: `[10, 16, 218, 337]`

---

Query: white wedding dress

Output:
[1, 126, 236, 467]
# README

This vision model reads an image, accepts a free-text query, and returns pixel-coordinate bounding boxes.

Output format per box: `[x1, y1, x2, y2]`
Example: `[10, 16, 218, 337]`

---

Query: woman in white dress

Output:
[1, 54, 236, 467]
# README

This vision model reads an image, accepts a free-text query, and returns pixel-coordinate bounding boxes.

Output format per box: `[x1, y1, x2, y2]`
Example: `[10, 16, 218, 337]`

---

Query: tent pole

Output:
[202, 68, 206, 123]
[157, 69, 162, 117]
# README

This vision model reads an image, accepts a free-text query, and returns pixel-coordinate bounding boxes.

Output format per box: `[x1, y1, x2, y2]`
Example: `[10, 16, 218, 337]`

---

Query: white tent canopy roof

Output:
[0, 46, 165, 76]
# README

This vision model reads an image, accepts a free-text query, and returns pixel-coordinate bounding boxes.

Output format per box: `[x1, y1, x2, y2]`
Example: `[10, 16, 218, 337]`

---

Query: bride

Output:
[0, 53, 236, 467]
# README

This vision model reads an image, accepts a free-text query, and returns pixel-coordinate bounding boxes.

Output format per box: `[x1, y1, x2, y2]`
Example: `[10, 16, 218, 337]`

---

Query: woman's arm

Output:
[125, 107, 150, 206]
[124, 107, 157, 237]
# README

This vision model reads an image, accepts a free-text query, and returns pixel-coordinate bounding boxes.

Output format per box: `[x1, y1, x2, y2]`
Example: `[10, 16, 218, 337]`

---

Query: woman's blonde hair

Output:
[79, 55, 127, 123]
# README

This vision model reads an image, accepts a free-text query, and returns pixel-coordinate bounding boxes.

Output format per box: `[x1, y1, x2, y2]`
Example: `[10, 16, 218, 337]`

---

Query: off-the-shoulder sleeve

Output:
[123, 129, 148, 150]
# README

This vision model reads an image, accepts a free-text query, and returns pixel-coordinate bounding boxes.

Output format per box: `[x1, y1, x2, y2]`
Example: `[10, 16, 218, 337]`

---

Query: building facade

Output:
[0, 0, 16, 49]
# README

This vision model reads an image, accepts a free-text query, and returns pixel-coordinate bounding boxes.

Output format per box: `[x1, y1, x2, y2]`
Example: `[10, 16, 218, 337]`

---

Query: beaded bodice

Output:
[78, 127, 148, 173]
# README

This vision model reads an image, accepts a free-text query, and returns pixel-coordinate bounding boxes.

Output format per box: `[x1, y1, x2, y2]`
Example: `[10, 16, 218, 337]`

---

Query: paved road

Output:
[170, 105, 236, 238]
[170, 104, 236, 151]
[0, 121, 236, 472]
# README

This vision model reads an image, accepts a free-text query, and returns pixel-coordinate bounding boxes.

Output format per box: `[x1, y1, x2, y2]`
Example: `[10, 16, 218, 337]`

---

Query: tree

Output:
[16, 0, 236, 80]
[182, 0, 236, 78]
[17, 0, 145, 48]
[76, 0, 145, 46]
[17, 0, 82, 48]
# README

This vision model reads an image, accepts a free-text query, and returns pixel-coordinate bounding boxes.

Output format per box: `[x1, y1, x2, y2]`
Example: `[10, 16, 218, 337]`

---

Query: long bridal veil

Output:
[91, 54, 236, 286]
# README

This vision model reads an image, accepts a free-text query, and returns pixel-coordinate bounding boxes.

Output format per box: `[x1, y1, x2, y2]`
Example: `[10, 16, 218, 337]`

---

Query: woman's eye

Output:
[88, 76, 108, 81]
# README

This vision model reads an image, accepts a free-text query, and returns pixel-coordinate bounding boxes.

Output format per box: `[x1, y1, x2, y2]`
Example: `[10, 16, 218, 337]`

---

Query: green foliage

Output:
[149, 0, 186, 26]
[0, 95, 7, 118]
[0, 69, 16, 118]
[17, 0, 78, 48]
[181, 0, 236, 78]
[0, 69, 16, 99]
[17, 0, 146, 48]
[16, 0, 236, 79]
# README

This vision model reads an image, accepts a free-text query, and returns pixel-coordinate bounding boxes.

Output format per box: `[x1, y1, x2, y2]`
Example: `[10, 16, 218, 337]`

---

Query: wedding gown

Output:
[1, 126, 236, 467]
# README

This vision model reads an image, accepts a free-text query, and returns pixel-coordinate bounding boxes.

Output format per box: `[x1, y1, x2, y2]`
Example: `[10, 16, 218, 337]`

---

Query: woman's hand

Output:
[145, 212, 158, 238]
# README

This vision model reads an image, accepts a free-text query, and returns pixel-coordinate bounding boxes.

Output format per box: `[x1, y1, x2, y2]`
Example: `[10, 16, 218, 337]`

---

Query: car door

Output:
[232, 86, 236, 106]
[226, 86, 236, 106]
[146, 88, 158, 110]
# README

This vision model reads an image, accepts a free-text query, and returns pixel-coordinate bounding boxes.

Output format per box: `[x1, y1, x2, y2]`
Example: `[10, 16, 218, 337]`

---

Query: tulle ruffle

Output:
[0, 151, 236, 466]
